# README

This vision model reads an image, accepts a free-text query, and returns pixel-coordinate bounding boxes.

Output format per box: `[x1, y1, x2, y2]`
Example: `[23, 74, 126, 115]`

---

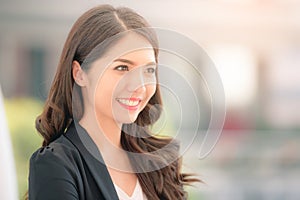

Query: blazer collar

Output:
[64, 121, 119, 200]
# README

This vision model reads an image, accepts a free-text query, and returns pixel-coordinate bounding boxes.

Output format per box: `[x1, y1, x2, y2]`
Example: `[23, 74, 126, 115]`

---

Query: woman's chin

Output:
[115, 114, 138, 124]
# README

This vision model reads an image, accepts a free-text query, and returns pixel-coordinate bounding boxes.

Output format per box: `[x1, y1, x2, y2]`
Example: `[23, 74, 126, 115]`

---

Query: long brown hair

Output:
[34, 5, 199, 200]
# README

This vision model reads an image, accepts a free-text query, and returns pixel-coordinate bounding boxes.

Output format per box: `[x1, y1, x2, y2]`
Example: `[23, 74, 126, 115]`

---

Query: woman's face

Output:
[85, 33, 157, 125]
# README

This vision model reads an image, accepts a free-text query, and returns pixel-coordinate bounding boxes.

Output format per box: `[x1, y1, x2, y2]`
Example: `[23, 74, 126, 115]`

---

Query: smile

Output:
[116, 98, 142, 110]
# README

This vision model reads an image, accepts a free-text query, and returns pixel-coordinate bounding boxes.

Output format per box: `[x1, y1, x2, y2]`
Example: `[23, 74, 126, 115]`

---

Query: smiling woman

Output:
[27, 4, 199, 200]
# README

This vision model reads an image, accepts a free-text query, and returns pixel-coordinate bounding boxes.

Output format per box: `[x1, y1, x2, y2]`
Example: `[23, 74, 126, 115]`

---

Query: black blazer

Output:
[28, 122, 119, 200]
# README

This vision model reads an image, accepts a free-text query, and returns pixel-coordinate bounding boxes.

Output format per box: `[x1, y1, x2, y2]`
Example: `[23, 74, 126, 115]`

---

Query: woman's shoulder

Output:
[29, 134, 83, 199]
[30, 134, 80, 167]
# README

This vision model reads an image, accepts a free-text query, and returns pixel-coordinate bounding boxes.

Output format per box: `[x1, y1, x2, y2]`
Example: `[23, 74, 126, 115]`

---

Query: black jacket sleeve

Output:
[29, 146, 79, 200]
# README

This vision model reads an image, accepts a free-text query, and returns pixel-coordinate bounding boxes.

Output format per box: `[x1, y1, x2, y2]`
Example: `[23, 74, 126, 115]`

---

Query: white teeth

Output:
[117, 99, 139, 106]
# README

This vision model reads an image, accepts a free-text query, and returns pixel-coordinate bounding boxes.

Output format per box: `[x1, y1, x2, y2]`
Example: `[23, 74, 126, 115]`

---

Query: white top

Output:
[114, 180, 148, 200]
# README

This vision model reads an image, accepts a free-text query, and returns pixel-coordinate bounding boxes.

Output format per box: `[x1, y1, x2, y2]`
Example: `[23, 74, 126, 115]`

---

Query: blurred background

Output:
[0, 0, 299, 199]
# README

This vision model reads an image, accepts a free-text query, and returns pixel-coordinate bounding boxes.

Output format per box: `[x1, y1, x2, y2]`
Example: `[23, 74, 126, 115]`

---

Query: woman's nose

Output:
[126, 67, 147, 92]
[116, 67, 156, 94]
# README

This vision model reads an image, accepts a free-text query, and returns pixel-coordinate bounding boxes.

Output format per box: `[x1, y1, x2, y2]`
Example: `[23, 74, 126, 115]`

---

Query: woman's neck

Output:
[79, 110, 134, 172]
[79, 111, 122, 149]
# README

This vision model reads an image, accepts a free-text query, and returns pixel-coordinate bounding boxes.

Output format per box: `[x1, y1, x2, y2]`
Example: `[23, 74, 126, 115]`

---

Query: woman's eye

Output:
[114, 65, 129, 71]
[145, 67, 156, 74]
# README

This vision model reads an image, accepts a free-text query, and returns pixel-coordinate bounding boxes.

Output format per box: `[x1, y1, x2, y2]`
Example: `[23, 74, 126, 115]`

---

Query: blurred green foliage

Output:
[4, 98, 43, 198]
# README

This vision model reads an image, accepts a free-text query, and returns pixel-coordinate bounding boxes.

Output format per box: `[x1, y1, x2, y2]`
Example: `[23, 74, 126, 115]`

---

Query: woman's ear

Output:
[72, 61, 87, 87]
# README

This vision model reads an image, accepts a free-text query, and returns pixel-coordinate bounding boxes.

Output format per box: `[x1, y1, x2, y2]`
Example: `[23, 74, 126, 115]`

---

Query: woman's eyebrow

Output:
[143, 61, 157, 67]
[113, 58, 156, 67]
[113, 58, 135, 65]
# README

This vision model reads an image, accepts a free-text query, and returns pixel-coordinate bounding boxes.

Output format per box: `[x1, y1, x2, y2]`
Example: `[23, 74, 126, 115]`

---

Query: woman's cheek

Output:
[143, 85, 156, 106]
[148, 85, 156, 98]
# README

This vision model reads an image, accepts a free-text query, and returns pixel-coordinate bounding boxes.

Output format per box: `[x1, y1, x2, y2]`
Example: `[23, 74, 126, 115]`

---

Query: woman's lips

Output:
[116, 98, 142, 110]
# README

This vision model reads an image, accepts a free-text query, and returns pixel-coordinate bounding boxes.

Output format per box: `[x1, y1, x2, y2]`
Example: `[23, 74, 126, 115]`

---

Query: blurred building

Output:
[1, 0, 299, 129]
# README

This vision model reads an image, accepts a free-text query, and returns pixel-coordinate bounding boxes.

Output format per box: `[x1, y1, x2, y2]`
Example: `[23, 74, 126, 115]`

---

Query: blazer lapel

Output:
[64, 121, 119, 200]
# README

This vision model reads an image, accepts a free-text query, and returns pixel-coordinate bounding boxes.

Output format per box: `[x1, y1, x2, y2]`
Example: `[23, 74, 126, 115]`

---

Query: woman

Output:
[28, 4, 198, 200]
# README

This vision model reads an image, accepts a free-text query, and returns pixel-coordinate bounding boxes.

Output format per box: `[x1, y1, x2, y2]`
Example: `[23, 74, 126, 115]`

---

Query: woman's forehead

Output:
[105, 32, 154, 59]
[91, 33, 155, 68]
[116, 49, 155, 64]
